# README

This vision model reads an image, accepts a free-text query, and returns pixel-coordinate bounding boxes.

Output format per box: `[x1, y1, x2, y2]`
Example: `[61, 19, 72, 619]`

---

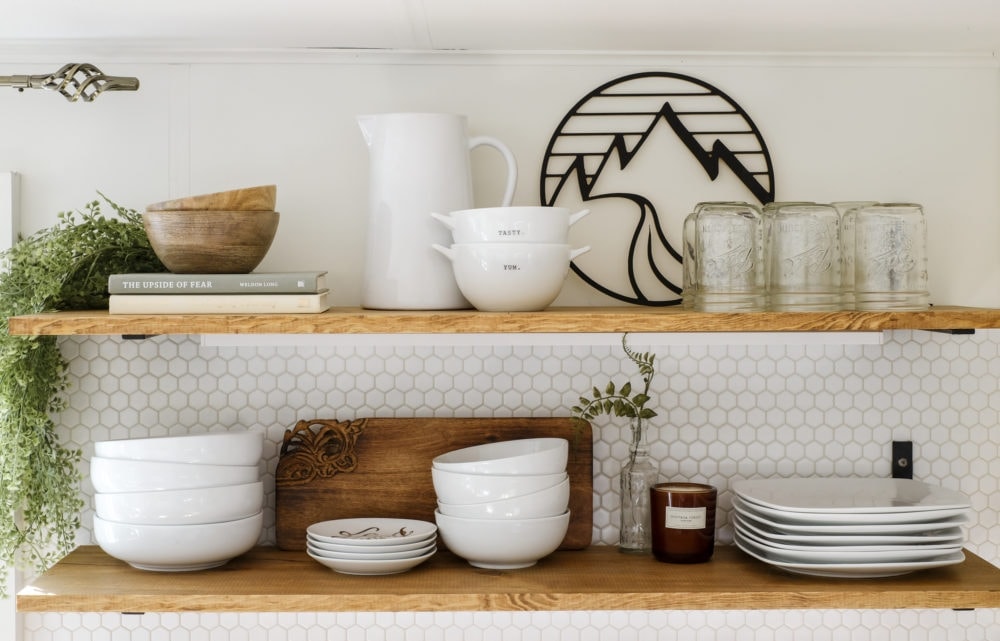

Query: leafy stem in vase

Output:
[570, 333, 657, 465]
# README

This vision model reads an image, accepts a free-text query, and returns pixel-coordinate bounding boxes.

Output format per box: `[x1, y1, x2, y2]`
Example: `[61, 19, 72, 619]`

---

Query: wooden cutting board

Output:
[275, 417, 592, 550]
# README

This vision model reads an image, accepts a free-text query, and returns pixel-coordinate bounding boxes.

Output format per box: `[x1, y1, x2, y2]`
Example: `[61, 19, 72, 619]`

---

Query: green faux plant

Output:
[570, 333, 658, 462]
[0, 194, 165, 595]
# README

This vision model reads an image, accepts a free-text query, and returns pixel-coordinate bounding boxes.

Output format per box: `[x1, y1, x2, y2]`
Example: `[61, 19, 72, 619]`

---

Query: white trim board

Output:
[0, 171, 23, 640]
[0, 171, 20, 251]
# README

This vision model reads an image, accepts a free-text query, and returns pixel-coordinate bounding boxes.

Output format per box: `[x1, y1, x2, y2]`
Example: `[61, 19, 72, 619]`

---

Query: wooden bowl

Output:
[143, 210, 279, 274]
[146, 185, 277, 212]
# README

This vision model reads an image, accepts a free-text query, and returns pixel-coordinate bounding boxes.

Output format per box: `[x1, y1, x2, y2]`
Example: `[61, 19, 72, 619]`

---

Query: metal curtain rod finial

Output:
[0, 63, 139, 103]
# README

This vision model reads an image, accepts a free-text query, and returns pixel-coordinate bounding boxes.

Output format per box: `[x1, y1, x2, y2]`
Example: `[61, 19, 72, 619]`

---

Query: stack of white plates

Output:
[731, 478, 972, 578]
[306, 518, 437, 575]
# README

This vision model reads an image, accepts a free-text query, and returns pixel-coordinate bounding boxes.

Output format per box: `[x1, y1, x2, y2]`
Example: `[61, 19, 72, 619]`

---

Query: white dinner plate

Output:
[732, 496, 971, 526]
[307, 541, 437, 561]
[732, 478, 972, 514]
[731, 512, 966, 547]
[733, 498, 970, 534]
[733, 522, 964, 563]
[307, 518, 437, 546]
[734, 532, 966, 578]
[307, 546, 436, 575]
[306, 534, 436, 554]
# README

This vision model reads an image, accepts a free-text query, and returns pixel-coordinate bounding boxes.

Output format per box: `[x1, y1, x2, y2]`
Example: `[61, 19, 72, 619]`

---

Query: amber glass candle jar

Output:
[650, 482, 717, 563]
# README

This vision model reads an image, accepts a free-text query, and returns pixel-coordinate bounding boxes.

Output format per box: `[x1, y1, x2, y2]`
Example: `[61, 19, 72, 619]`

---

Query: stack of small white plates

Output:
[731, 478, 972, 578]
[306, 518, 437, 575]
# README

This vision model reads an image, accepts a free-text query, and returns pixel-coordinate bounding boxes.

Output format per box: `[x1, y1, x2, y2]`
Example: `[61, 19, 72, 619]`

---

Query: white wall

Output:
[2, 51, 998, 307]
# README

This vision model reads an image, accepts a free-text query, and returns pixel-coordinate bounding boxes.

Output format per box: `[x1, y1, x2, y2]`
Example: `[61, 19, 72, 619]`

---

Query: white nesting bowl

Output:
[90, 456, 260, 493]
[431, 468, 567, 504]
[93, 511, 263, 571]
[432, 437, 569, 475]
[94, 430, 263, 466]
[434, 509, 570, 569]
[430, 242, 590, 312]
[430, 206, 590, 244]
[94, 481, 264, 525]
[437, 476, 570, 519]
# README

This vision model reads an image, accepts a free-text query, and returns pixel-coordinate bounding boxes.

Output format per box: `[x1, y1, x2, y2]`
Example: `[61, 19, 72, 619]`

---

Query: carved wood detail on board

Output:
[276, 418, 367, 487]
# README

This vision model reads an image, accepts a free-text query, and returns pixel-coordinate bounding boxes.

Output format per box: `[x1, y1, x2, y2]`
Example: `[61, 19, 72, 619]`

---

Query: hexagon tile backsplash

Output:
[23, 329, 1000, 640]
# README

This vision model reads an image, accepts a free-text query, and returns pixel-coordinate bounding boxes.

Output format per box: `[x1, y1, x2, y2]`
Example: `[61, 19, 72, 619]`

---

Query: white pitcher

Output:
[357, 112, 518, 309]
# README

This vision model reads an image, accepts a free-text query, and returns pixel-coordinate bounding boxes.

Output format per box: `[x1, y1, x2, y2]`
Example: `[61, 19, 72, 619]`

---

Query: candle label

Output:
[664, 506, 707, 529]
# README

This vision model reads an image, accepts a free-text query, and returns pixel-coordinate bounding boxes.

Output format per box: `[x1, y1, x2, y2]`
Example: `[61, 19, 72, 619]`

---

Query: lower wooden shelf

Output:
[16, 545, 1000, 613]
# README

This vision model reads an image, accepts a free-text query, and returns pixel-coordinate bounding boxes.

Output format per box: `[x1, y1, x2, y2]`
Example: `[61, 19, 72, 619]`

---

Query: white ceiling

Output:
[2, 0, 1000, 53]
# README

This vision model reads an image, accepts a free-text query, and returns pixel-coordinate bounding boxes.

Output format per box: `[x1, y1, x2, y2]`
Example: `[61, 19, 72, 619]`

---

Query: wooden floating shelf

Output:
[17, 545, 1000, 613]
[7, 306, 1000, 337]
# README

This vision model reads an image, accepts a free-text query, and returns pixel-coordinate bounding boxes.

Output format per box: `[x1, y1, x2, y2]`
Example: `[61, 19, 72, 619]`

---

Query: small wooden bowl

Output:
[143, 210, 279, 274]
[146, 185, 277, 212]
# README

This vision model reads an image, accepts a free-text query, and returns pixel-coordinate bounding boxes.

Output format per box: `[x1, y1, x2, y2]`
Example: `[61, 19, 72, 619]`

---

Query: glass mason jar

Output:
[853, 203, 930, 310]
[685, 202, 765, 312]
[764, 203, 842, 310]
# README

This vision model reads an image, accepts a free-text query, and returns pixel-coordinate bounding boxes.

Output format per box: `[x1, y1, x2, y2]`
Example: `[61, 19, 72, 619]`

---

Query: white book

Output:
[109, 290, 331, 314]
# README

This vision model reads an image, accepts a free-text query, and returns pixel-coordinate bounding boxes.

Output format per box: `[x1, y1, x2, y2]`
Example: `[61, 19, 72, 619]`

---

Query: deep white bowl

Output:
[431, 242, 590, 312]
[94, 430, 263, 466]
[437, 476, 570, 519]
[434, 509, 570, 569]
[432, 437, 568, 475]
[92, 511, 263, 571]
[94, 481, 264, 525]
[431, 468, 567, 505]
[90, 456, 260, 493]
[430, 206, 590, 244]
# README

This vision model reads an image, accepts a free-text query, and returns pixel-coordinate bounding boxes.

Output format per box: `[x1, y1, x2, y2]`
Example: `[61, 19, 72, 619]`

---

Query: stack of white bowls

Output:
[306, 517, 437, 575]
[430, 206, 591, 311]
[432, 437, 571, 569]
[90, 431, 264, 571]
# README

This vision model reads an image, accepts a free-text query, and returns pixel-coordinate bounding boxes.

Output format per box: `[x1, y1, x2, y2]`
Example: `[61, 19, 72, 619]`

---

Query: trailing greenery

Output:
[570, 333, 658, 462]
[0, 194, 165, 595]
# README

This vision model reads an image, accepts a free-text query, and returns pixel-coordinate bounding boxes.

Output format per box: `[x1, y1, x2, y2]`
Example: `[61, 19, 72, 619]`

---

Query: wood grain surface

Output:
[275, 417, 593, 551]
[8, 306, 1000, 337]
[146, 185, 276, 211]
[17, 545, 1000, 613]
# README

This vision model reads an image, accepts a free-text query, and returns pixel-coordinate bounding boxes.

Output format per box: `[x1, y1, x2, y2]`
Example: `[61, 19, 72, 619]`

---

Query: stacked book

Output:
[108, 271, 330, 314]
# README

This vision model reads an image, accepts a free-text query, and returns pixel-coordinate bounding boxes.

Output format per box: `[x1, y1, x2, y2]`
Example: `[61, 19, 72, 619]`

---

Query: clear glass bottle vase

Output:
[618, 418, 658, 553]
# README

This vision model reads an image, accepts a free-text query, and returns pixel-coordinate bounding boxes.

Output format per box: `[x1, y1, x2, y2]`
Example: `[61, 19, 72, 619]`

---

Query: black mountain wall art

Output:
[540, 71, 775, 306]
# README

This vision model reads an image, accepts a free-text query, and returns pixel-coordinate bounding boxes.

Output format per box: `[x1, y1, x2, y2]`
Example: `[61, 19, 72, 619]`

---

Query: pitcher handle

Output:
[429, 212, 456, 230]
[468, 136, 518, 206]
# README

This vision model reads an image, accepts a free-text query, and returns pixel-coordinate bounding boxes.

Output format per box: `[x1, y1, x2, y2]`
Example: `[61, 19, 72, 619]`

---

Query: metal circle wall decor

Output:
[540, 71, 775, 306]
